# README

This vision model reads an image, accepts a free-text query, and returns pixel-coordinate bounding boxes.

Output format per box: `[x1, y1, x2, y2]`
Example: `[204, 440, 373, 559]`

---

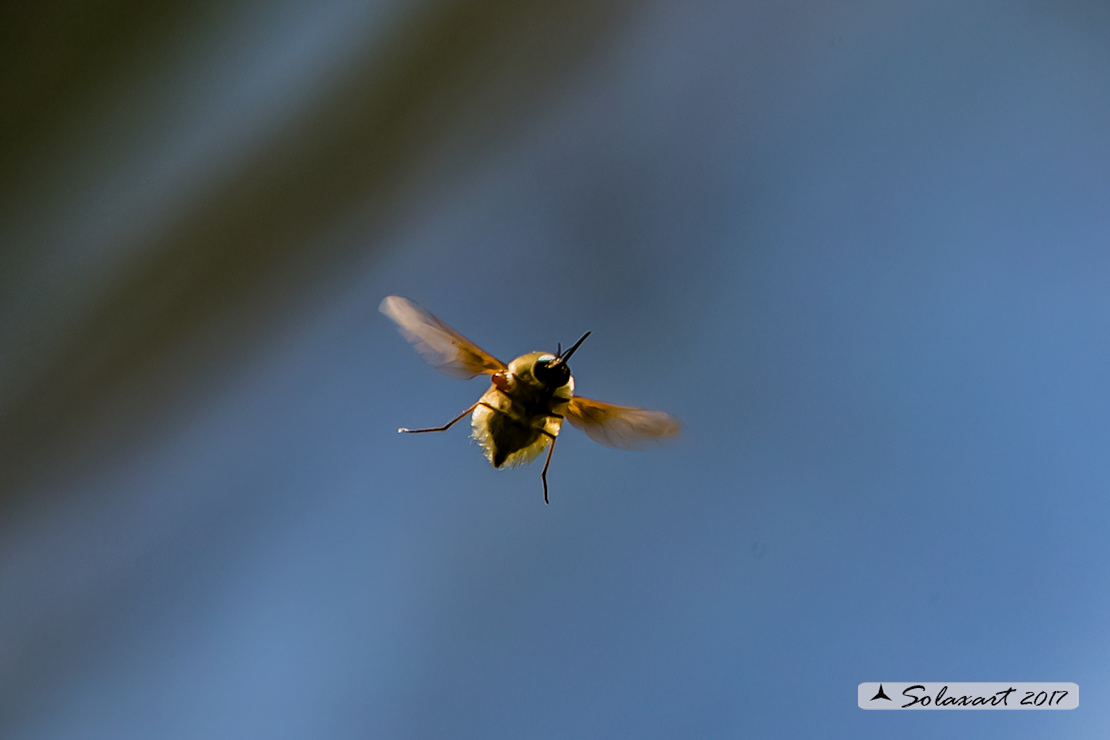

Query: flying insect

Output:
[380, 295, 680, 503]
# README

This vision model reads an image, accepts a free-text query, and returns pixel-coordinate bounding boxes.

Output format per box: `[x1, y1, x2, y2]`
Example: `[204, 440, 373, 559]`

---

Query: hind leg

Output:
[539, 432, 557, 505]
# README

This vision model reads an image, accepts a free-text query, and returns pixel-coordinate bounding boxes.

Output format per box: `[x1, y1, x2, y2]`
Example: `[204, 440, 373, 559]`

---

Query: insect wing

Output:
[380, 296, 506, 379]
[566, 396, 680, 449]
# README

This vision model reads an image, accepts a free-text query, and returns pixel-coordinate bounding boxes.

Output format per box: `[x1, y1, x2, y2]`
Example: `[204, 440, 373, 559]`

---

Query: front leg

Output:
[399, 402, 483, 434]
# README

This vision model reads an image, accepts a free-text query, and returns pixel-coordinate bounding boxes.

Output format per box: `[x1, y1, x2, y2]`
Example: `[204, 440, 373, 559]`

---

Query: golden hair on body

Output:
[380, 296, 679, 503]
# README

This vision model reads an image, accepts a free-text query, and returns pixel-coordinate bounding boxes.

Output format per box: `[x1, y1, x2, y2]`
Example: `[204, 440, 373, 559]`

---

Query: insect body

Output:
[380, 295, 679, 503]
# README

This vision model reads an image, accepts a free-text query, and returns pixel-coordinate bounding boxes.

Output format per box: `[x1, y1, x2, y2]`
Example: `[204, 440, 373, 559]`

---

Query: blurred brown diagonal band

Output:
[0, 0, 633, 501]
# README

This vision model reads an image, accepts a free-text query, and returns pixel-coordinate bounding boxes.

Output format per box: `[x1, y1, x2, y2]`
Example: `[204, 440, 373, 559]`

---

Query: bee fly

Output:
[380, 295, 680, 503]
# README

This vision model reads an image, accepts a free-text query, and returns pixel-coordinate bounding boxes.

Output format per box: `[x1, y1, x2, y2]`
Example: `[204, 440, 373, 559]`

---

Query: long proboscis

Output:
[557, 331, 591, 364]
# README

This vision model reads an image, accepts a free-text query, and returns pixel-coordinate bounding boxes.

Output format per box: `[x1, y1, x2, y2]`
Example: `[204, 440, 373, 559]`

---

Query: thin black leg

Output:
[540, 432, 557, 505]
[398, 402, 479, 434]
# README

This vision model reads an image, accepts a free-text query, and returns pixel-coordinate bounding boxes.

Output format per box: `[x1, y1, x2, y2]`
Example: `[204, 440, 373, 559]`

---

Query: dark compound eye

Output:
[533, 358, 570, 388]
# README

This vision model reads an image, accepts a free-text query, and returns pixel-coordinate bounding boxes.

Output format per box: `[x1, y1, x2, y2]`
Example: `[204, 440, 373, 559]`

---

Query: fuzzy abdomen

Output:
[471, 385, 566, 468]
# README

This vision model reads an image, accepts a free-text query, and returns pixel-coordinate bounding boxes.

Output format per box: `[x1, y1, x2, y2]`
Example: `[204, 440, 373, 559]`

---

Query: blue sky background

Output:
[2, 1, 1108, 738]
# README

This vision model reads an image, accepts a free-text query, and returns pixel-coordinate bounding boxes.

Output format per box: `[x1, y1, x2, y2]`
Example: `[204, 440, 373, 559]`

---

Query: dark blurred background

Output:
[2, 1, 1108, 738]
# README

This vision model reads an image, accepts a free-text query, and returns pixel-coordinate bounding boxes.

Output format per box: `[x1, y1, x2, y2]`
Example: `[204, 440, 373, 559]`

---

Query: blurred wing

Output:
[380, 295, 506, 379]
[566, 396, 681, 449]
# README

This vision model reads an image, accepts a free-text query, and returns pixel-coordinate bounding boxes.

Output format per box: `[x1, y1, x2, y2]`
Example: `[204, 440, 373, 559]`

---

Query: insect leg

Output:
[540, 431, 557, 505]
[398, 402, 480, 434]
